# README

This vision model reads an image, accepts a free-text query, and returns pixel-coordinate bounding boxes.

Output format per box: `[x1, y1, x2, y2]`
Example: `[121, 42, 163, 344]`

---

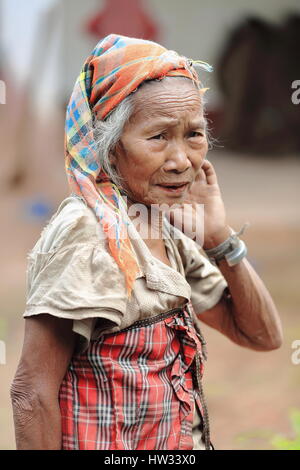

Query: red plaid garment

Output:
[58, 303, 211, 450]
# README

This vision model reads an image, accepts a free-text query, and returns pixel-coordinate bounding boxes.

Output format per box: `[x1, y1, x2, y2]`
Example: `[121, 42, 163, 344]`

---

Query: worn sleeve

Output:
[23, 198, 127, 353]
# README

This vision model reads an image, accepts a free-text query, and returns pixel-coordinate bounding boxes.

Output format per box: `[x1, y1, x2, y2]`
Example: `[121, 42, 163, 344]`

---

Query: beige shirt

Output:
[23, 194, 228, 450]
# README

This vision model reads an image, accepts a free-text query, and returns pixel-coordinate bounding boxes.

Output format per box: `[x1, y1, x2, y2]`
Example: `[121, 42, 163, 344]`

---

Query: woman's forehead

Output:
[130, 77, 203, 123]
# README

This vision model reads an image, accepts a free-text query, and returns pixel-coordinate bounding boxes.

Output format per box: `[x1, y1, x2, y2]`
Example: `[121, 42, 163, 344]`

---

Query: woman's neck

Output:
[125, 196, 165, 245]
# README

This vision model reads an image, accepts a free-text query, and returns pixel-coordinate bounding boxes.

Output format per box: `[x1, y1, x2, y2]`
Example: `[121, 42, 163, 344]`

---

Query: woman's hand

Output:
[168, 159, 231, 248]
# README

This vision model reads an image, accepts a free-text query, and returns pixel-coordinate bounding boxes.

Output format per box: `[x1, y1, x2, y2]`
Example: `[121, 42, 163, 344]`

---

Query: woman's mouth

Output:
[156, 182, 189, 194]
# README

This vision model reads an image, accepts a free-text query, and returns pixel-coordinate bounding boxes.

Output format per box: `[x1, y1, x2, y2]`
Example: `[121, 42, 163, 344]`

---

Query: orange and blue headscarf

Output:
[65, 34, 212, 296]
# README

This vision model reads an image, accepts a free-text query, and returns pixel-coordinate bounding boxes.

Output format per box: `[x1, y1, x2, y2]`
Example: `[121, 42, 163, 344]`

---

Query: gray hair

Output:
[93, 94, 134, 188]
[93, 77, 212, 188]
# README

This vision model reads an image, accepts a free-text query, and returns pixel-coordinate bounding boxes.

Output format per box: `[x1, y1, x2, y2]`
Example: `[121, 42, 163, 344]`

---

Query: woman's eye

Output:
[189, 131, 204, 138]
[149, 133, 165, 140]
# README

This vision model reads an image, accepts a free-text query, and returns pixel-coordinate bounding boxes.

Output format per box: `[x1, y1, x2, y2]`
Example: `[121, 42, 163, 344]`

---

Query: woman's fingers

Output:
[188, 160, 219, 201]
[194, 168, 206, 183]
[200, 159, 218, 185]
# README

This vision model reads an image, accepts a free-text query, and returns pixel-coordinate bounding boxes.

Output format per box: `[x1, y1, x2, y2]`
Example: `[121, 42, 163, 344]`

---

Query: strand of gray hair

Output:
[93, 94, 134, 187]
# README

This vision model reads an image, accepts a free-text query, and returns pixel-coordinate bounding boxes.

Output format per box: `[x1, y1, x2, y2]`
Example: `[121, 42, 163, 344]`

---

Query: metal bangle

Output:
[224, 238, 247, 266]
[204, 223, 250, 266]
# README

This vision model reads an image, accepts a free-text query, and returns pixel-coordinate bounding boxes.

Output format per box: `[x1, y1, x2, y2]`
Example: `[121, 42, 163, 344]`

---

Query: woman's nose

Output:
[163, 143, 192, 173]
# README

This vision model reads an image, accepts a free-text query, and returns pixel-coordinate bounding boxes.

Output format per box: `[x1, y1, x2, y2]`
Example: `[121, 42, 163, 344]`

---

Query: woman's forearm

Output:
[217, 256, 283, 350]
[11, 385, 62, 450]
[10, 315, 76, 450]
[201, 225, 283, 350]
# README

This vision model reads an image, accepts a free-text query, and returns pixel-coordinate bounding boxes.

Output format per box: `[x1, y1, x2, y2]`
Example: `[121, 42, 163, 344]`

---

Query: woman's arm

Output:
[195, 251, 283, 351]
[10, 314, 76, 450]
[170, 160, 283, 351]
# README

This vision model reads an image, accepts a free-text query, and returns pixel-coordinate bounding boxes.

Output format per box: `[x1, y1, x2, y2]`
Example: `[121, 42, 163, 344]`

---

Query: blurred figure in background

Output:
[86, 0, 159, 41]
[216, 14, 300, 154]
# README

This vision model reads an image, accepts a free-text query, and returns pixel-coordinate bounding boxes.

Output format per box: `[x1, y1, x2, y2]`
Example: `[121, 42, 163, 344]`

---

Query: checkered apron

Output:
[58, 302, 212, 450]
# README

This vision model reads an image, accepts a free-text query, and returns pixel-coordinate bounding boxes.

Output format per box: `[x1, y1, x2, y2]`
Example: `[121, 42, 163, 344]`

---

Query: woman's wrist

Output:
[202, 223, 250, 267]
[202, 225, 232, 250]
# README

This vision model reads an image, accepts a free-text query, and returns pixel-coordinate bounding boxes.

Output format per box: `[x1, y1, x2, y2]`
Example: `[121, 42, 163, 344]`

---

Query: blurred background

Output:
[0, 0, 299, 450]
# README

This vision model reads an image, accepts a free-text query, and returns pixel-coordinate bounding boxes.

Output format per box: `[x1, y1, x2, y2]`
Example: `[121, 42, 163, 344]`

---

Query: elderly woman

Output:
[11, 34, 283, 451]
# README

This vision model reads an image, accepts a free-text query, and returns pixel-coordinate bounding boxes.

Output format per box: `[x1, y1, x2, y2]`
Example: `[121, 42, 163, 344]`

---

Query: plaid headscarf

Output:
[65, 34, 212, 296]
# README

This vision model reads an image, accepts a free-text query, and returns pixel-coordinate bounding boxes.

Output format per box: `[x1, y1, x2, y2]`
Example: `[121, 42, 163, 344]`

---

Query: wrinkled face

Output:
[110, 77, 208, 206]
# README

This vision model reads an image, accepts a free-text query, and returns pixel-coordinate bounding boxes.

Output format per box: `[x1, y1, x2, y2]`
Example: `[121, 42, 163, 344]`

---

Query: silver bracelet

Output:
[204, 223, 250, 266]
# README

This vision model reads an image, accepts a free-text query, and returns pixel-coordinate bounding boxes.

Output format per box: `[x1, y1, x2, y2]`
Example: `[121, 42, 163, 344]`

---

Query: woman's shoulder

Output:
[33, 195, 104, 254]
